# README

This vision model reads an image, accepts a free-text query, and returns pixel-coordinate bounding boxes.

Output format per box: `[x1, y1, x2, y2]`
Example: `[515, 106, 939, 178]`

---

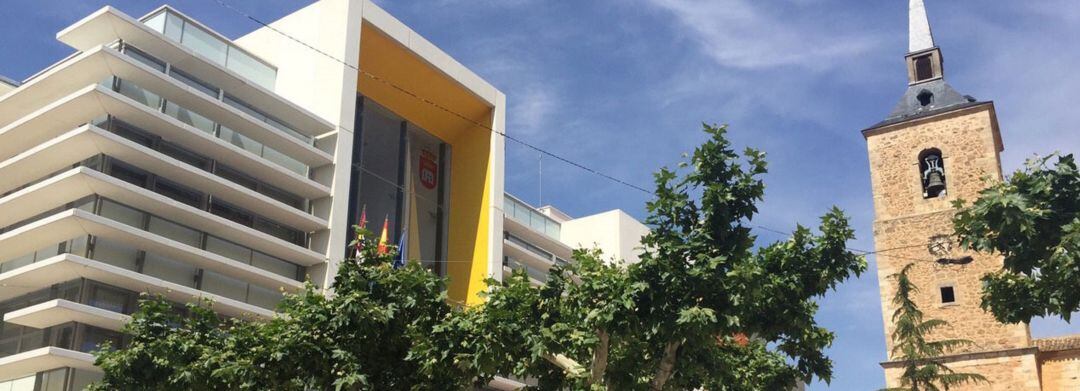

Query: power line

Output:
[207, 0, 939, 264]
[207, 0, 653, 195]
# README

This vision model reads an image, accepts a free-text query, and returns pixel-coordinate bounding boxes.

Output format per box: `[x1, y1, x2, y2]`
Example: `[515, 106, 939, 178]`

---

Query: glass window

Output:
[108, 161, 150, 187]
[169, 68, 219, 97]
[252, 252, 299, 280]
[38, 368, 68, 391]
[165, 101, 216, 135]
[246, 283, 282, 310]
[205, 236, 251, 264]
[89, 237, 139, 271]
[218, 126, 263, 156]
[142, 253, 198, 288]
[116, 79, 162, 110]
[153, 178, 204, 208]
[260, 184, 304, 210]
[69, 369, 104, 391]
[79, 325, 123, 353]
[180, 21, 228, 65]
[0, 255, 34, 274]
[200, 270, 248, 303]
[214, 165, 258, 190]
[210, 201, 254, 227]
[123, 47, 166, 72]
[254, 218, 303, 245]
[357, 104, 404, 245]
[111, 120, 156, 147]
[147, 217, 202, 248]
[262, 146, 308, 176]
[160, 141, 210, 170]
[100, 195, 141, 218]
[0, 375, 36, 391]
[86, 283, 134, 314]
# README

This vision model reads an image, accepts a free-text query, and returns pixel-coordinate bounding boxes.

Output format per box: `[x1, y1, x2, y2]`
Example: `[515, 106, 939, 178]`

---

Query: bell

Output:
[925, 171, 945, 195]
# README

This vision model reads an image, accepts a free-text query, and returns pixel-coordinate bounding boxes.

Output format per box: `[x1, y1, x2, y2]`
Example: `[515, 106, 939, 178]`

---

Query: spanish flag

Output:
[377, 216, 390, 255]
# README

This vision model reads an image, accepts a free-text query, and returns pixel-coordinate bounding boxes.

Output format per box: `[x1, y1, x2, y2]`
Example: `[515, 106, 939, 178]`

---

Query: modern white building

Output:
[502, 193, 649, 286]
[0, 1, 508, 388]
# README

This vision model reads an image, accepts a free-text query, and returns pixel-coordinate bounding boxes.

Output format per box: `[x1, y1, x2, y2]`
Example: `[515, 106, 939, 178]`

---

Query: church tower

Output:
[865, 1, 1042, 388]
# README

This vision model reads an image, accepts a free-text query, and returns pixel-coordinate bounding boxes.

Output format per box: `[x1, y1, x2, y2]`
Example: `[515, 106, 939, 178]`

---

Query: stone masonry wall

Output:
[1039, 350, 1080, 390]
[867, 105, 1029, 356]
[883, 350, 1041, 390]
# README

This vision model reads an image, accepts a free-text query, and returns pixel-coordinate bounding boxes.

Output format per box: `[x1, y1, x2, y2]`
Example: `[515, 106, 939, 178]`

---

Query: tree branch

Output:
[649, 339, 682, 391]
[588, 328, 610, 386]
[543, 353, 586, 378]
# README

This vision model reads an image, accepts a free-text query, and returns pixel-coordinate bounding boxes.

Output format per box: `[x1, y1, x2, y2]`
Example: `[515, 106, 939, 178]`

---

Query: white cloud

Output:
[642, 0, 882, 71]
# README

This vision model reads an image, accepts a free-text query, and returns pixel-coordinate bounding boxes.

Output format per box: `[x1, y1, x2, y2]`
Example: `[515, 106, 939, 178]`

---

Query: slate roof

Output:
[1034, 335, 1080, 352]
[864, 79, 982, 132]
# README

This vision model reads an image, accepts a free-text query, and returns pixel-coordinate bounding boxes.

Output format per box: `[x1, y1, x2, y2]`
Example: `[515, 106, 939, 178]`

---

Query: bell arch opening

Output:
[918, 148, 947, 198]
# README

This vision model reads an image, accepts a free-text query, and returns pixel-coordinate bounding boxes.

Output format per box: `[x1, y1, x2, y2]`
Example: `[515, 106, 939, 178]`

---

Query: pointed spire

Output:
[909, 0, 935, 52]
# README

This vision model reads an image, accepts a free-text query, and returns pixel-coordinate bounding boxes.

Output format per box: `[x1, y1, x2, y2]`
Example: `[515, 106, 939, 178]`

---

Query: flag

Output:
[355, 206, 368, 253]
[377, 216, 390, 255]
[393, 225, 407, 269]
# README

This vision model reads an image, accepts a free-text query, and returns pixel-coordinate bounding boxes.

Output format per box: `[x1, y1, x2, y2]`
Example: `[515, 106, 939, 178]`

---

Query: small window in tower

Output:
[919, 149, 947, 198]
[940, 286, 956, 304]
[914, 54, 934, 81]
[917, 90, 934, 107]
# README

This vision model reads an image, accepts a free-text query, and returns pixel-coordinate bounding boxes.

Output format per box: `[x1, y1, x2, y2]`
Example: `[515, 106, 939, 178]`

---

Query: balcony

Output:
[0, 126, 326, 230]
[0, 254, 275, 319]
[4, 300, 131, 332]
[53, 6, 334, 138]
[0, 85, 330, 199]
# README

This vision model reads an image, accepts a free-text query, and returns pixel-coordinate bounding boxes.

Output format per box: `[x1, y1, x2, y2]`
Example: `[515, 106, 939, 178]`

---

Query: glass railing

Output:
[121, 44, 312, 145]
[504, 257, 550, 285]
[101, 116, 308, 211]
[0, 232, 287, 311]
[504, 194, 561, 239]
[95, 198, 303, 282]
[110, 76, 310, 176]
[142, 9, 277, 90]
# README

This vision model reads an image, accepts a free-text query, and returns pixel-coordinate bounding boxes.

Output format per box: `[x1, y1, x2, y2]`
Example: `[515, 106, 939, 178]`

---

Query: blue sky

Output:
[3, 0, 1080, 389]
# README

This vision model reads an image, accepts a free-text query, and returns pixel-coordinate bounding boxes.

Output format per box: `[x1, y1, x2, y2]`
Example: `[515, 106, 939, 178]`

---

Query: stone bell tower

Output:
[865, 0, 1040, 388]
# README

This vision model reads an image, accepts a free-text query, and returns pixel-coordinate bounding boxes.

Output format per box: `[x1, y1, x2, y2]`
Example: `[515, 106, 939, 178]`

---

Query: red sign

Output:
[419, 149, 438, 190]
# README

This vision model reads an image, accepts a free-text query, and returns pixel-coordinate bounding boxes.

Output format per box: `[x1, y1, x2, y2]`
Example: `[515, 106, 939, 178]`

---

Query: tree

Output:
[423, 124, 867, 390]
[92, 233, 475, 390]
[883, 263, 988, 391]
[93, 123, 867, 390]
[953, 153, 1080, 323]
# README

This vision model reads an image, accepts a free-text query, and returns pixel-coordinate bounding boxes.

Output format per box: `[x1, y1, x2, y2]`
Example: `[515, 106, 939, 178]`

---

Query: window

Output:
[940, 286, 956, 304]
[169, 68, 219, 97]
[914, 54, 933, 81]
[153, 178, 205, 208]
[918, 149, 947, 198]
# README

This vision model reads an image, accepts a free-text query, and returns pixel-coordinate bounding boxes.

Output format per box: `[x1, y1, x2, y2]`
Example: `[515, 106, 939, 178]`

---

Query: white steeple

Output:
[909, 0, 935, 52]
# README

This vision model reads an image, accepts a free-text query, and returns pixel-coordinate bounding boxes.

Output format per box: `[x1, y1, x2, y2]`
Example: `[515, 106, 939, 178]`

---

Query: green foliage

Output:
[424, 124, 867, 390]
[92, 123, 867, 390]
[92, 231, 474, 390]
[882, 264, 988, 391]
[953, 154, 1080, 323]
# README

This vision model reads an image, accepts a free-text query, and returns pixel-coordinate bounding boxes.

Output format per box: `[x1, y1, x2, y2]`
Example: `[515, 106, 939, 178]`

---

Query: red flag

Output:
[377, 216, 390, 255]
[354, 206, 367, 257]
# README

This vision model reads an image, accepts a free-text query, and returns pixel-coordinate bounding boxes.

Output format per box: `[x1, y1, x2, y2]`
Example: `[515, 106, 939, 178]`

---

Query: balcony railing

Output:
[504, 194, 561, 239]
[142, 8, 277, 90]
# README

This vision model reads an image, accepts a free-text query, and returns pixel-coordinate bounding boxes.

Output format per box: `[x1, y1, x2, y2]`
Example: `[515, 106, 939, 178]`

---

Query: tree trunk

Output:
[649, 340, 681, 391]
[588, 329, 610, 387]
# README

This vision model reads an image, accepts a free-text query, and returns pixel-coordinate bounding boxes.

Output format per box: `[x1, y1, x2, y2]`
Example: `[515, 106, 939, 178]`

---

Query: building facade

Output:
[0, 1, 506, 389]
[502, 193, 648, 286]
[868, 1, 1080, 389]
